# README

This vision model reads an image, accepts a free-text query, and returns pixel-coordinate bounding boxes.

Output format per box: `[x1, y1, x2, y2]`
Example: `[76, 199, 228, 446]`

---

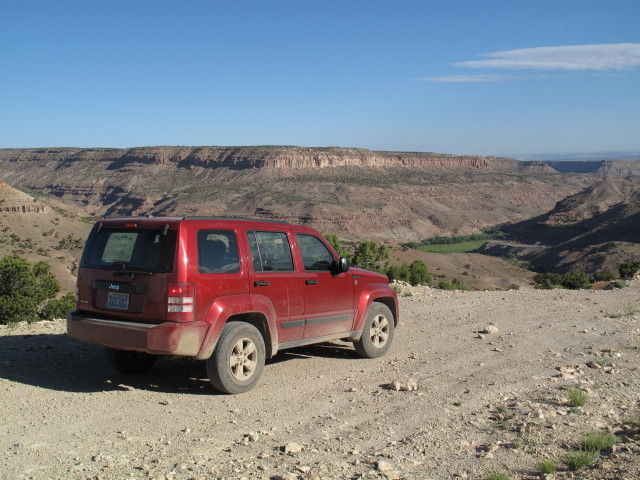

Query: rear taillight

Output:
[167, 283, 195, 321]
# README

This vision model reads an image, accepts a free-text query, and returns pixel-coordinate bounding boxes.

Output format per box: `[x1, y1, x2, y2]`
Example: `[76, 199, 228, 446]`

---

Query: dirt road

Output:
[1, 283, 639, 480]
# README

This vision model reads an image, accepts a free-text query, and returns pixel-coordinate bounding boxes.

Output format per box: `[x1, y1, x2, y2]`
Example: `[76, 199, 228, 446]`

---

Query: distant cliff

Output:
[0, 146, 522, 171]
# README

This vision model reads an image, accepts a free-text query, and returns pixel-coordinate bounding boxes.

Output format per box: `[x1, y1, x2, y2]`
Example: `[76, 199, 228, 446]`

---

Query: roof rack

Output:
[98, 215, 290, 225]
[184, 216, 290, 224]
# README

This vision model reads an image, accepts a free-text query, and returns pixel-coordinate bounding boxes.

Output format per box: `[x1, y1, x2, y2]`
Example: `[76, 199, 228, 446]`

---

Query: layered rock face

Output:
[0, 146, 520, 171]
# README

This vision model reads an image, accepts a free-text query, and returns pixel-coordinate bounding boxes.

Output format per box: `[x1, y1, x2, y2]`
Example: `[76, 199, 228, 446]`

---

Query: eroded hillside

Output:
[0, 179, 91, 292]
[0, 146, 595, 241]
[485, 177, 640, 273]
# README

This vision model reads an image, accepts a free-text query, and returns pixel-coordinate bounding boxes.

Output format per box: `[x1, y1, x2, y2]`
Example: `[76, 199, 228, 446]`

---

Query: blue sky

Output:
[1, 0, 639, 156]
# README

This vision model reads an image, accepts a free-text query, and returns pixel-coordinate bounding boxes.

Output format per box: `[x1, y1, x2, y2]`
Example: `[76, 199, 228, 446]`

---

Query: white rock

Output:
[391, 376, 419, 391]
[284, 442, 303, 454]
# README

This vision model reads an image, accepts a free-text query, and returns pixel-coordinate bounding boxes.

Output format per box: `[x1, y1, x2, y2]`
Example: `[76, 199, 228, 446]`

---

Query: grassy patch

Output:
[581, 431, 618, 451]
[605, 305, 637, 318]
[485, 472, 510, 480]
[502, 255, 534, 270]
[567, 386, 588, 407]
[415, 240, 487, 253]
[538, 458, 557, 474]
[563, 449, 599, 471]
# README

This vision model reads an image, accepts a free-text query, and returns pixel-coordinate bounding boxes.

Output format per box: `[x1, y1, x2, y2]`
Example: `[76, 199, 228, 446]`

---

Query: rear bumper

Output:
[66, 311, 209, 356]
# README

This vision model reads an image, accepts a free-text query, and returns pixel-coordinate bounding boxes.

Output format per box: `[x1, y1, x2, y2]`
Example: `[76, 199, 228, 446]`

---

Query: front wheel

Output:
[354, 303, 395, 358]
[206, 322, 266, 394]
[105, 347, 158, 373]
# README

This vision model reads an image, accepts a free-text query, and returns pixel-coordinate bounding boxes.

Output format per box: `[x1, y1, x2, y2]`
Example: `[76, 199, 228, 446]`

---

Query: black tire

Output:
[354, 303, 395, 358]
[206, 321, 266, 394]
[105, 347, 158, 374]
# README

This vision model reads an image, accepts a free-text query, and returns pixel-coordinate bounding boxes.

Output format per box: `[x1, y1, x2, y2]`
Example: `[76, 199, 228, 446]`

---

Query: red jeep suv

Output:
[67, 217, 398, 394]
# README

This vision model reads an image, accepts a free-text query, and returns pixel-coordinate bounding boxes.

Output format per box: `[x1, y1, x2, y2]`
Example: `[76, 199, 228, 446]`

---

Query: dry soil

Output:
[1, 283, 640, 480]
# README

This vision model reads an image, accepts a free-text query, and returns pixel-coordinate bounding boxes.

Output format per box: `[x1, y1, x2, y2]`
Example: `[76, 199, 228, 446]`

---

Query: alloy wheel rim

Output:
[369, 314, 389, 348]
[229, 337, 258, 381]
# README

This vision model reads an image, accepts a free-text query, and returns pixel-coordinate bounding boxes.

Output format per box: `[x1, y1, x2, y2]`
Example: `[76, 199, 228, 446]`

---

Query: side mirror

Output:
[337, 257, 350, 273]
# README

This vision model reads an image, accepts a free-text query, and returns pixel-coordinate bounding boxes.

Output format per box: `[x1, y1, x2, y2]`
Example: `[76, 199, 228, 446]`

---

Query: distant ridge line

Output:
[0, 145, 519, 170]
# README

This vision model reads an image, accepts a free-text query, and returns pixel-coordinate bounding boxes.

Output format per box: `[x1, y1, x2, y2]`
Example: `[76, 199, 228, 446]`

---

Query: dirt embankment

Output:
[1, 284, 640, 480]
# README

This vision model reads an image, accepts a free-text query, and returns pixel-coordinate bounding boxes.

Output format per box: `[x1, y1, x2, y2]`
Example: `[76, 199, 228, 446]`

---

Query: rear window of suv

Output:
[81, 228, 177, 273]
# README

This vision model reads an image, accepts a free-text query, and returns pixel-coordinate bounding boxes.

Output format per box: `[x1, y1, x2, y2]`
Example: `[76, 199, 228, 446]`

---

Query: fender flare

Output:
[194, 294, 278, 360]
[353, 284, 399, 338]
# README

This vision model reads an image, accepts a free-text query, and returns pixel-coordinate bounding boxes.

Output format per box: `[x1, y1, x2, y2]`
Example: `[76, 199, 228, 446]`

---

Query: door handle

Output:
[305, 279, 319, 285]
[254, 281, 270, 287]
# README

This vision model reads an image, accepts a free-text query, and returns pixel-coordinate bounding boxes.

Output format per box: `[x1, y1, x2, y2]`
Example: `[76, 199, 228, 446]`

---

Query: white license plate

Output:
[107, 292, 130, 310]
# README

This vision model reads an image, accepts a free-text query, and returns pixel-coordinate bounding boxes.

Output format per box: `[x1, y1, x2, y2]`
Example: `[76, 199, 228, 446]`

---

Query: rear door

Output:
[247, 230, 305, 343]
[77, 222, 177, 323]
[295, 233, 354, 339]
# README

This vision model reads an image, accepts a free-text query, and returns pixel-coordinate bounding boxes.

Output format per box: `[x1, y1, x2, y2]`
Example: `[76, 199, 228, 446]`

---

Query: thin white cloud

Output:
[418, 74, 508, 83]
[454, 43, 640, 71]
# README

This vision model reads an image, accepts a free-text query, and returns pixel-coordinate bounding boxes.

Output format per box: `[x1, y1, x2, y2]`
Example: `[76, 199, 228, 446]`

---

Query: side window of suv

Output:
[248, 231, 294, 272]
[296, 234, 335, 271]
[197, 230, 240, 273]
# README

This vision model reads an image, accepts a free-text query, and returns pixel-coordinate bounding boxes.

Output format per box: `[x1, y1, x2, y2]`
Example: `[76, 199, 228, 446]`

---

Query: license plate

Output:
[107, 292, 130, 310]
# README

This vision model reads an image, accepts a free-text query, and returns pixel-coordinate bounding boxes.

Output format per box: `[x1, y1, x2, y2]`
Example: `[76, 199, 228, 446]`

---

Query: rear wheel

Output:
[354, 303, 395, 358]
[206, 321, 266, 394]
[105, 347, 158, 373]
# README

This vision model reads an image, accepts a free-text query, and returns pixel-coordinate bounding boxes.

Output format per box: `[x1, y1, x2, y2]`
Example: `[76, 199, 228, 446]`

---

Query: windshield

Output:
[81, 227, 177, 273]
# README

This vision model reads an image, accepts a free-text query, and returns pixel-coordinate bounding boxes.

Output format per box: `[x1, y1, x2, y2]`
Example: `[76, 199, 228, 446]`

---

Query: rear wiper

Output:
[112, 269, 154, 277]
[111, 263, 153, 276]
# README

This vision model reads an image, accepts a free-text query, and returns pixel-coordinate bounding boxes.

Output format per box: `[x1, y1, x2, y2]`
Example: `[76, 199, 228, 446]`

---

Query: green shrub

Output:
[0, 255, 61, 324]
[437, 277, 470, 291]
[534, 271, 591, 290]
[324, 233, 348, 258]
[39, 292, 76, 320]
[385, 260, 432, 286]
[559, 272, 591, 290]
[408, 260, 431, 286]
[351, 240, 389, 273]
[533, 273, 561, 289]
[386, 263, 411, 283]
[592, 270, 615, 282]
[619, 260, 640, 279]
